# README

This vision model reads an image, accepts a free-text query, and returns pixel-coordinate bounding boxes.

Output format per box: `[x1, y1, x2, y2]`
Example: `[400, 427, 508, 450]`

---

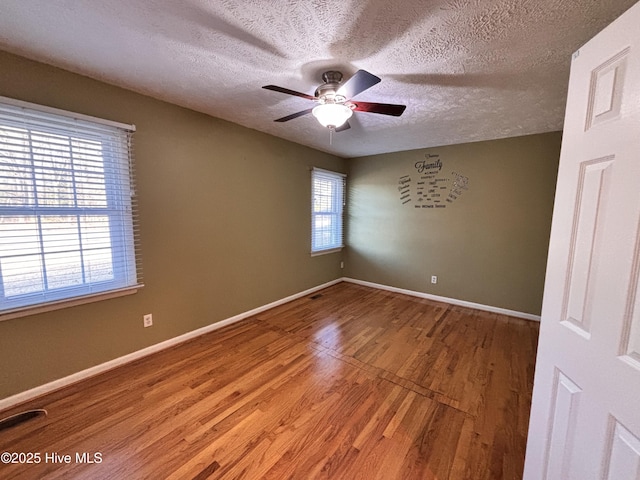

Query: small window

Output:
[311, 168, 345, 254]
[0, 97, 141, 314]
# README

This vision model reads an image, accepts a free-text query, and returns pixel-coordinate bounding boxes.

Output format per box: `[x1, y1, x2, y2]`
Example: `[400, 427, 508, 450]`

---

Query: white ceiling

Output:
[0, 0, 636, 158]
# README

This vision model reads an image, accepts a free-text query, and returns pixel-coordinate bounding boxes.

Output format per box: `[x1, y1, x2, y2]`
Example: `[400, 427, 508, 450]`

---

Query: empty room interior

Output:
[1, 1, 639, 479]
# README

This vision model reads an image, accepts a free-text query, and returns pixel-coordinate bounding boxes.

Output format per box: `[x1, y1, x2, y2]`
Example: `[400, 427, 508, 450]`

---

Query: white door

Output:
[524, 2, 640, 479]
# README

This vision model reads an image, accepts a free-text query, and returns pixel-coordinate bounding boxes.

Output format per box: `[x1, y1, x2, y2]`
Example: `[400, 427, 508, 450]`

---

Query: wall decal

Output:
[398, 175, 412, 204]
[398, 154, 469, 208]
[415, 153, 443, 173]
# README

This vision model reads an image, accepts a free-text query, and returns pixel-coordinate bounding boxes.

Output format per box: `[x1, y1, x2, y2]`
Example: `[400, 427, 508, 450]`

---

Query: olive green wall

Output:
[0, 51, 345, 399]
[345, 132, 561, 315]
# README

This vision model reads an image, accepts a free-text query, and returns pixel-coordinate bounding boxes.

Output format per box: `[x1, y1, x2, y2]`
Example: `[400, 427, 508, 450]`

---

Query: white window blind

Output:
[0, 97, 141, 314]
[311, 167, 345, 254]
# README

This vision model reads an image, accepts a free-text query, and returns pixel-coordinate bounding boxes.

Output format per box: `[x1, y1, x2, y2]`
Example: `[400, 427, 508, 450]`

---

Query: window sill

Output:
[0, 285, 144, 322]
[311, 247, 343, 257]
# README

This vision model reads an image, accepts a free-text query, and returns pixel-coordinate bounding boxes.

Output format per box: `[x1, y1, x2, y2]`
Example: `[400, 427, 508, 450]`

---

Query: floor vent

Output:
[0, 409, 47, 432]
[309, 294, 323, 300]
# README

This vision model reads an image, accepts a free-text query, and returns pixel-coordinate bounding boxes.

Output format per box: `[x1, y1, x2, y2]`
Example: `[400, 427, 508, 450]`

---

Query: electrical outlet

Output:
[143, 314, 153, 328]
[431, 275, 438, 284]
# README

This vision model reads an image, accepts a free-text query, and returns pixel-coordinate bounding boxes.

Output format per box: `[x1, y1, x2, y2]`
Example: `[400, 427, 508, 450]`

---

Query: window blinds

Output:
[0, 96, 141, 313]
[311, 167, 345, 254]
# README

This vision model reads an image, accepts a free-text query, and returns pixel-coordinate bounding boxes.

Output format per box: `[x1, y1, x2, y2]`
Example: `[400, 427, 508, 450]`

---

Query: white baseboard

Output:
[0, 278, 342, 411]
[342, 277, 541, 322]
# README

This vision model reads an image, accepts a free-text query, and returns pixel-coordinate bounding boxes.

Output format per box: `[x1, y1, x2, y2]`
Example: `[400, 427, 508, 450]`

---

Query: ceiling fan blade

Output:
[351, 101, 406, 117]
[337, 70, 381, 99]
[274, 108, 314, 122]
[263, 85, 316, 100]
[335, 121, 351, 132]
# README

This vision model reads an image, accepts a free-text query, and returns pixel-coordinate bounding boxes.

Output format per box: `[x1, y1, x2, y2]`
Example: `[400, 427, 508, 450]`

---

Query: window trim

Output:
[311, 167, 346, 255]
[0, 96, 135, 132]
[0, 285, 141, 322]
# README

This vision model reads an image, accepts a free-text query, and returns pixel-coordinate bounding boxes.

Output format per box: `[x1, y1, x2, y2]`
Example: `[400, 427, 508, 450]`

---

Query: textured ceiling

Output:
[0, 0, 636, 157]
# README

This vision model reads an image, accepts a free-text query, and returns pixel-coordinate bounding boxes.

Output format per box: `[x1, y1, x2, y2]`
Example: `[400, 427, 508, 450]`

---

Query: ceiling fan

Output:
[262, 70, 406, 132]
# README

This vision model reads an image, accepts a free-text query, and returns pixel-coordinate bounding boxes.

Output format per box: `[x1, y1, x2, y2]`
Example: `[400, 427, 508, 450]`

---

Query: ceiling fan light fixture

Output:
[312, 103, 353, 128]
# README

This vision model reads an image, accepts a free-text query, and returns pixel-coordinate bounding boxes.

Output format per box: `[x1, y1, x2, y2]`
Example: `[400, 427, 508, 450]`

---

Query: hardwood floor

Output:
[0, 282, 539, 479]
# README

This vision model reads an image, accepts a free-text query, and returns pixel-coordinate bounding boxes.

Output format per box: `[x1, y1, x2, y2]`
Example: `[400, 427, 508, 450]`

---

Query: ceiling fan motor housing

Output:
[315, 71, 347, 104]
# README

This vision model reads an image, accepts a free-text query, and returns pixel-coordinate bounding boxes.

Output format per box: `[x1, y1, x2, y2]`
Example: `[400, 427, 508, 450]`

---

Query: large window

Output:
[311, 167, 345, 254]
[0, 97, 141, 315]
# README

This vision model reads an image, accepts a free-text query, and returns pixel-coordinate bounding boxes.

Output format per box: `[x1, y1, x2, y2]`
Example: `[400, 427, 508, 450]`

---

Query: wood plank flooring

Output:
[0, 282, 539, 479]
